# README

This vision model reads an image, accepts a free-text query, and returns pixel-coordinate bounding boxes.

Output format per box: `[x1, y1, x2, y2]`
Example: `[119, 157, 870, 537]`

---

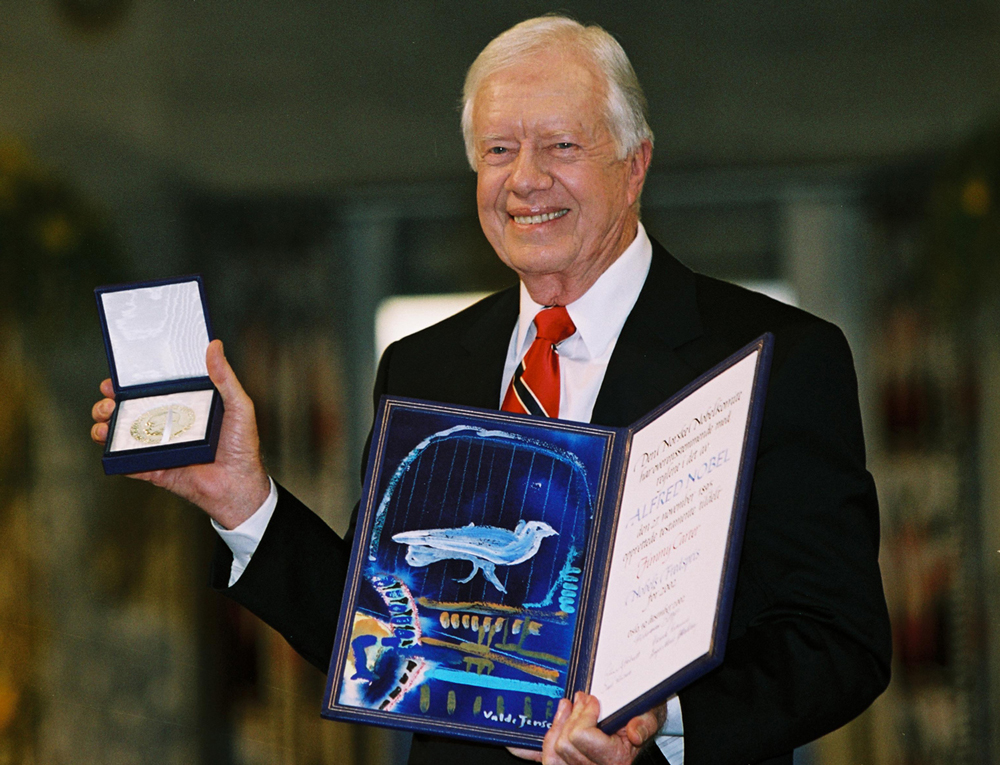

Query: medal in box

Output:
[95, 275, 224, 475]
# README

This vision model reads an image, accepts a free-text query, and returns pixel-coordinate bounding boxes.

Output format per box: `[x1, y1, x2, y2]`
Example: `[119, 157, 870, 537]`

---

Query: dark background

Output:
[2, 2, 999, 764]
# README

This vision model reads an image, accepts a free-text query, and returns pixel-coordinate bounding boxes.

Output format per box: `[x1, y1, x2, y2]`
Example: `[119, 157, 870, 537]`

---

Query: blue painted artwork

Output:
[336, 407, 612, 738]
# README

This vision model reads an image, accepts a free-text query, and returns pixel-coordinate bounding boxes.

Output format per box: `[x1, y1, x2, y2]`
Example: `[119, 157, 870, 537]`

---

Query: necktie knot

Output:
[501, 306, 575, 418]
[533, 306, 576, 344]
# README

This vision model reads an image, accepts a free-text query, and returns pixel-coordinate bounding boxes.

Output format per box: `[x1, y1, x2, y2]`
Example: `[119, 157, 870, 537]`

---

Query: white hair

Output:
[460, 16, 654, 170]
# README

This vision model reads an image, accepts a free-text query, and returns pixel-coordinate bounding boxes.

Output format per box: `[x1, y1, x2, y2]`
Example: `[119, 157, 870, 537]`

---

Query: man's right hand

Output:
[509, 693, 665, 765]
[91, 339, 271, 530]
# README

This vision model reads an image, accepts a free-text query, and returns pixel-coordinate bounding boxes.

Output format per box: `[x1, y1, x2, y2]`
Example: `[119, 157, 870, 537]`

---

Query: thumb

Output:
[206, 339, 247, 404]
[626, 710, 658, 747]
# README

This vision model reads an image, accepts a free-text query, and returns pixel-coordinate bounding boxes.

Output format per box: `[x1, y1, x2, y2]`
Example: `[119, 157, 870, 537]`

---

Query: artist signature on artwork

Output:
[482, 708, 553, 729]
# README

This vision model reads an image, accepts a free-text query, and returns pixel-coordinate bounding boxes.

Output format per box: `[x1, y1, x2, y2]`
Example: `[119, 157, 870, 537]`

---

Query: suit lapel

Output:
[438, 287, 518, 410]
[591, 240, 704, 428]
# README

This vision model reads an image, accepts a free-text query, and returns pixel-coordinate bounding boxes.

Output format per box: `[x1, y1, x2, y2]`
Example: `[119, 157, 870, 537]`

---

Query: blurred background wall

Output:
[2, 1, 999, 763]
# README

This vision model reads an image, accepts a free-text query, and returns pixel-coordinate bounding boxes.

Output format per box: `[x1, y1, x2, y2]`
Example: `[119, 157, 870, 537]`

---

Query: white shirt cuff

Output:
[655, 695, 684, 764]
[211, 477, 278, 587]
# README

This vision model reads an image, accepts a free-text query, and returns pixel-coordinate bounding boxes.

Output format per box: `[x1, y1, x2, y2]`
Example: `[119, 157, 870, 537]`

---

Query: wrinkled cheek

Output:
[476, 186, 505, 243]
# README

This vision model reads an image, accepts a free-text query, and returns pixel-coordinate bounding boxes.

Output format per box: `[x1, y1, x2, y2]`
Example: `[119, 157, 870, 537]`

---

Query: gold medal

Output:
[130, 404, 197, 445]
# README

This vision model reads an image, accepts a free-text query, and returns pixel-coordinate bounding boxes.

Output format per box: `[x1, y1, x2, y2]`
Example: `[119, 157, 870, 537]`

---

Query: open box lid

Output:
[95, 275, 213, 394]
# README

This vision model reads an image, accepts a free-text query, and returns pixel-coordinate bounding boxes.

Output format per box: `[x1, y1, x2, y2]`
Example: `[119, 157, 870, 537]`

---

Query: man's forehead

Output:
[472, 50, 607, 131]
[480, 49, 603, 98]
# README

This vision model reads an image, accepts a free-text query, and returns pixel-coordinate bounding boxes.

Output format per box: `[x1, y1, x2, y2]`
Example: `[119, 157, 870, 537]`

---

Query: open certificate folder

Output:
[322, 334, 774, 748]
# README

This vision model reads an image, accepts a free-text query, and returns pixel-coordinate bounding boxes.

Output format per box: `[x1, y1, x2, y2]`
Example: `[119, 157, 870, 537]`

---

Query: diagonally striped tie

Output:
[502, 306, 576, 418]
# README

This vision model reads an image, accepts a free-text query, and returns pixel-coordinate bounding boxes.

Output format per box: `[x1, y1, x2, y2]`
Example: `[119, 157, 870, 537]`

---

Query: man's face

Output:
[472, 48, 649, 303]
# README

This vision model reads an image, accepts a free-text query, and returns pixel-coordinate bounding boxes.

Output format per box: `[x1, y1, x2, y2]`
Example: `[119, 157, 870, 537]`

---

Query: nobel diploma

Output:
[589, 350, 759, 721]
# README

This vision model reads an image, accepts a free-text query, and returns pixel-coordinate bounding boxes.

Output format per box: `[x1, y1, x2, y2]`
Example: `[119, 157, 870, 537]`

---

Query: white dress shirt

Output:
[214, 222, 684, 762]
[500, 223, 650, 424]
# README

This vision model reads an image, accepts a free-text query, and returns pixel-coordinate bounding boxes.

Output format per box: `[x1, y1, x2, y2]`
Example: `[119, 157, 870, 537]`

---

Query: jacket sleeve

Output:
[210, 484, 352, 672]
[208, 342, 398, 673]
[679, 323, 891, 764]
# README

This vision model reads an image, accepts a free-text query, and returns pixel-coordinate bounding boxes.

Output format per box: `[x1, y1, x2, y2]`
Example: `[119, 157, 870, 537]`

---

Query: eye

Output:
[488, 146, 508, 155]
[554, 142, 576, 150]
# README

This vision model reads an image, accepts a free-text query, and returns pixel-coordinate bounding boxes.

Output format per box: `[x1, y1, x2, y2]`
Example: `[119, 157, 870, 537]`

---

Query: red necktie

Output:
[502, 306, 576, 418]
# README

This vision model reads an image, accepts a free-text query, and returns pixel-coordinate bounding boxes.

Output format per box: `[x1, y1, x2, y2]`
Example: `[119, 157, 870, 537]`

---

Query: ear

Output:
[625, 140, 653, 208]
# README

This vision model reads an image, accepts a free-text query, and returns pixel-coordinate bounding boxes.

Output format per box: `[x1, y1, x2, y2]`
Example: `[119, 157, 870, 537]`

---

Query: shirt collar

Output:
[515, 222, 653, 359]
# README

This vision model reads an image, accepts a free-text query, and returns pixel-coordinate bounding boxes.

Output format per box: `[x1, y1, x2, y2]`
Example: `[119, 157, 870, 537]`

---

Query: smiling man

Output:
[91, 15, 890, 765]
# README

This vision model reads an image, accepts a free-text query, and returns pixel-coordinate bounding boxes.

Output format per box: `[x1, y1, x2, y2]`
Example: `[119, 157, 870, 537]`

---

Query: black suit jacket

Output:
[213, 240, 891, 765]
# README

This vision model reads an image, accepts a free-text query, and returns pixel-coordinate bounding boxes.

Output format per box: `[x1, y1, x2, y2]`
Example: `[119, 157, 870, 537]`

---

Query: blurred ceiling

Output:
[2, 0, 999, 188]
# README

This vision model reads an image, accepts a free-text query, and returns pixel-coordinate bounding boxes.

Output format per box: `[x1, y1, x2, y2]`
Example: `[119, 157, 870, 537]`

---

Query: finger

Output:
[553, 697, 572, 727]
[206, 339, 249, 405]
[126, 469, 165, 483]
[553, 695, 605, 765]
[547, 697, 572, 738]
[99, 378, 115, 399]
[565, 692, 601, 731]
[91, 397, 116, 424]
[506, 747, 543, 762]
[541, 699, 573, 763]
[91, 421, 108, 445]
[624, 709, 660, 747]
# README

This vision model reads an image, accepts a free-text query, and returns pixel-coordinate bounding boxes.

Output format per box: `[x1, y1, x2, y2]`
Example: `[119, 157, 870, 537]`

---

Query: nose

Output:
[505, 146, 553, 195]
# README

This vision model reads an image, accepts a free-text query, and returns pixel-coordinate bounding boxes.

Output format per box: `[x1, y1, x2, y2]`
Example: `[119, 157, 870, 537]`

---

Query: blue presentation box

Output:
[95, 275, 224, 476]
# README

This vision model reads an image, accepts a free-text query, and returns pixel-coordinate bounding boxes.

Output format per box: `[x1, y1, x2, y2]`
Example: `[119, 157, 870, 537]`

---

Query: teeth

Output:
[513, 209, 569, 225]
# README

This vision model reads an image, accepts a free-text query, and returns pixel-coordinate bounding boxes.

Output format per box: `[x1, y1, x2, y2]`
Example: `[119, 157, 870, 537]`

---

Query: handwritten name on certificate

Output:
[589, 351, 760, 719]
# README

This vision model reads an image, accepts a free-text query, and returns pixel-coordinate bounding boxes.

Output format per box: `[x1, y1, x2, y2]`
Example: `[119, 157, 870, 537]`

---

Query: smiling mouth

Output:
[511, 209, 569, 225]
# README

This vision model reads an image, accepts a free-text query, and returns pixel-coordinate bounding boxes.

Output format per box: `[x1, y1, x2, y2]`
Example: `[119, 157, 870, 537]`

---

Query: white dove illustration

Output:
[391, 519, 558, 594]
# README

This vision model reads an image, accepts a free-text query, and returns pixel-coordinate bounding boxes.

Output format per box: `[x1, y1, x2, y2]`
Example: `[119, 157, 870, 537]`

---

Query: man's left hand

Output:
[508, 693, 665, 765]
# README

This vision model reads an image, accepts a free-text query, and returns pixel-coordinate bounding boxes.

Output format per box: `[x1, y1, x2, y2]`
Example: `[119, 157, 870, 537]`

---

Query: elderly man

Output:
[91, 16, 890, 765]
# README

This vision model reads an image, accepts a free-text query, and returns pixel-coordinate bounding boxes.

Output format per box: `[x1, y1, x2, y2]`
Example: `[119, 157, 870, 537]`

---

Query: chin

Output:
[506, 255, 574, 279]
[501, 243, 575, 272]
